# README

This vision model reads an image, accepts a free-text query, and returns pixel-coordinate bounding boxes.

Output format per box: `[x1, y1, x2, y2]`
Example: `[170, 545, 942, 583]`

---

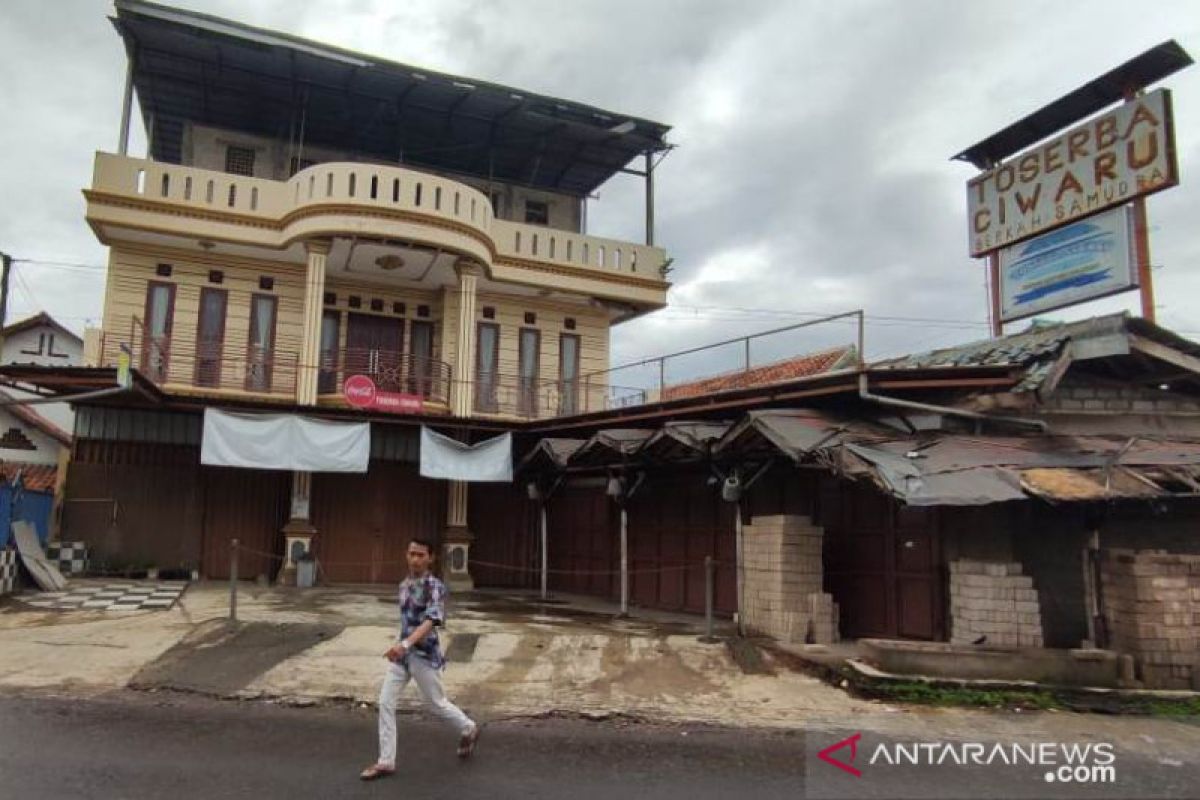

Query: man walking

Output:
[361, 538, 479, 780]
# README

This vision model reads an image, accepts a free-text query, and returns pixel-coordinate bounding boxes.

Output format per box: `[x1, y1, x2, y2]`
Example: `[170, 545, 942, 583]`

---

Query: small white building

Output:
[0, 312, 81, 466]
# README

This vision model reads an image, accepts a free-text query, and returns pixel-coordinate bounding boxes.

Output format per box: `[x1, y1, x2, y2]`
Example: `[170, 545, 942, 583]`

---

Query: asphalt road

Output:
[1, 691, 1196, 800]
[0, 691, 804, 800]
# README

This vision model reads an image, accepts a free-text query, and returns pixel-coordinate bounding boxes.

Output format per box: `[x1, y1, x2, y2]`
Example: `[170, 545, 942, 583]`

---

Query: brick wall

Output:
[741, 514, 839, 644]
[948, 560, 1044, 647]
[1101, 549, 1200, 690]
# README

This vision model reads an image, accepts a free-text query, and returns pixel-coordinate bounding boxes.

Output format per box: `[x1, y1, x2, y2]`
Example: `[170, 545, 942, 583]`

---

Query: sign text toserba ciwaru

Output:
[967, 88, 1178, 257]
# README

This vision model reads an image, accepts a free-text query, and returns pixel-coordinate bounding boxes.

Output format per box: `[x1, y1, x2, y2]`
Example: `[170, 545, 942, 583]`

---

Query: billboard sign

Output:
[968, 89, 1177, 257]
[998, 206, 1136, 323]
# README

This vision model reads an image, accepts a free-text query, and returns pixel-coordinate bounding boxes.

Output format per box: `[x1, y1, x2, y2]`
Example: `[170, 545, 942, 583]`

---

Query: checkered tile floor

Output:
[16, 580, 188, 612]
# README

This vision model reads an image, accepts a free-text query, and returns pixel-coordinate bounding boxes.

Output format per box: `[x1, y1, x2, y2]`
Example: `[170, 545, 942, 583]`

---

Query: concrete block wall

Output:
[741, 514, 839, 644]
[1101, 549, 1200, 690]
[949, 560, 1044, 647]
[1043, 376, 1200, 414]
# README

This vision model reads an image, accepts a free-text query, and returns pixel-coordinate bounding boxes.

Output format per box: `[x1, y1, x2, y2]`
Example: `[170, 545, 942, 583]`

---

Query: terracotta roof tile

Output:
[0, 461, 58, 492]
[662, 346, 855, 402]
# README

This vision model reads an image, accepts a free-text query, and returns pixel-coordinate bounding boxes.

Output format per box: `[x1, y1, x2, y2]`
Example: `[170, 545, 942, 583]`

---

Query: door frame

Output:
[194, 287, 228, 387]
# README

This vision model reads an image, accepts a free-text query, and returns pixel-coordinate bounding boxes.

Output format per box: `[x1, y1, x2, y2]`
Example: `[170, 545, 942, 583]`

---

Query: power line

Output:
[13, 259, 107, 276]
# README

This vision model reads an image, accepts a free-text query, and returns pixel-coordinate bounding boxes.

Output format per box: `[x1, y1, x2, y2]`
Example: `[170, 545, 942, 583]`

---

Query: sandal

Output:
[359, 763, 395, 781]
[457, 723, 480, 759]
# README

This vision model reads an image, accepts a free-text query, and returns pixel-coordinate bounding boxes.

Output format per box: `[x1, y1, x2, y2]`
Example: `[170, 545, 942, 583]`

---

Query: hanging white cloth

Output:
[201, 408, 370, 472]
[419, 426, 513, 482]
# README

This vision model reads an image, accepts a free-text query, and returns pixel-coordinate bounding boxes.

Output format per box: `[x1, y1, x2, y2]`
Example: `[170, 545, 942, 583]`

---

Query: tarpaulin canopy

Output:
[200, 408, 370, 472]
[419, 427, 513, 482]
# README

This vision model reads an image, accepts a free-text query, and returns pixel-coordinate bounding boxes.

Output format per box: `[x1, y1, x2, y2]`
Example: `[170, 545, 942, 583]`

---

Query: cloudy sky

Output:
[1, 0, 1197, 377]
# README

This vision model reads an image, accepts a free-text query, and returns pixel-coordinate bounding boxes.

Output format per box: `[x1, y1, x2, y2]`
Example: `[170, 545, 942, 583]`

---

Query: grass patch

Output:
[864, 681, 1062, 710]
[855, 677, 1200, 717]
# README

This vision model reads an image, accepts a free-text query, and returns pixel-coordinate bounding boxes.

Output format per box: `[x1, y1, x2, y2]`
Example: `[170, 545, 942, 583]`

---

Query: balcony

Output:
[86, 153, 669, 308]
[317, 349, 453, 409]
[100, 317, 300, 401]
[97, 319, 457, 410]
[471, 373, 645, 420]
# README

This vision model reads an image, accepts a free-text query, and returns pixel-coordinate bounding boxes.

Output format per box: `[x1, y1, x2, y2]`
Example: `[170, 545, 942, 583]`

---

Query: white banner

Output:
[419, 427, 513, 482]
[967, 89, 1177, 257]
[999, 206, 1136, 323]
[201, 409, 370, 472]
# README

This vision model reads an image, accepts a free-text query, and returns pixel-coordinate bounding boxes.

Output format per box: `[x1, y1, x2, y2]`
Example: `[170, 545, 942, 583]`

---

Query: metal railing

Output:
[468, 373, 646, 419]
[584, 310, 866, 406]
[317, 349, 453, 406]
[107, 317, 301, 398]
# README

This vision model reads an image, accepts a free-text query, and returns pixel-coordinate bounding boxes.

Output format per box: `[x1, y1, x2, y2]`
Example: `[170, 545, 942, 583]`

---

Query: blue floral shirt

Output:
[398, 573, 447, 670]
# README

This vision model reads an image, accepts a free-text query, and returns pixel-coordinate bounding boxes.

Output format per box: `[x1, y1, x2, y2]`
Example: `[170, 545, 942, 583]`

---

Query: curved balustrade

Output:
[90, 153, 667, 282]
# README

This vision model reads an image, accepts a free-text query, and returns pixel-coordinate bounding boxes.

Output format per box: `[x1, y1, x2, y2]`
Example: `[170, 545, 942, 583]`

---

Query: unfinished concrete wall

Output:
[1043, 374, 1200, 415]
[1101, 549, 1200, 690]
[742, 514, 839, 644]
[948, 560, 1044, 647]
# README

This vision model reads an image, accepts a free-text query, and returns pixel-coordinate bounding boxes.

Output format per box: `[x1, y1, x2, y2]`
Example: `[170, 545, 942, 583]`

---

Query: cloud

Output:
[0, 0, 1196, 361]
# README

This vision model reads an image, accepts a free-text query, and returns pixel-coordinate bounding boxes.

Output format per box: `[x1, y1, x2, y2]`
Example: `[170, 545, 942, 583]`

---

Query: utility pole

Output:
[0, 251, 11, 356]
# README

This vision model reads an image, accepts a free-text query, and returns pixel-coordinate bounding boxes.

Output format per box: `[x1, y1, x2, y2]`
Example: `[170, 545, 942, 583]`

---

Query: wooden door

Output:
[822, 480, 942, 640]
[346, 313, 404, 392]
[195, 288, 227, 387]
[311, 462, 445, 584]
[247, 294, 277, 391]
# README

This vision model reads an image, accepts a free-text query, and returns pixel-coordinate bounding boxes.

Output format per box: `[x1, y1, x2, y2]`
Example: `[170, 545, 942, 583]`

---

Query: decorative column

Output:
[297, 239, 331, 406]
[442, 259, 481, 590]
[278, 240, 330, 587]
[450, 258, 481, 416]
[278, 471, 317, 586]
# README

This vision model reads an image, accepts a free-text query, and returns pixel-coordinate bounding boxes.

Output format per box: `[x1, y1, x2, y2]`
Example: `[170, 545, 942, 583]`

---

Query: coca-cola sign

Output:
[343, 375, 423, 414]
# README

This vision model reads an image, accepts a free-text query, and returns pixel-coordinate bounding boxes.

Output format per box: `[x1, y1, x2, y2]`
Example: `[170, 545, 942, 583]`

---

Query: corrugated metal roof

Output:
[871, 313, 1200, 395]
[952, 41, 1193, 169]
[113, 0, 671, 196]
[517, 437, 586, 473]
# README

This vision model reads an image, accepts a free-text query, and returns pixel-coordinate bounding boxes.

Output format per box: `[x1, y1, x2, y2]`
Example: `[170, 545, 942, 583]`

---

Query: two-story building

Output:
[46, 0, 671, 583]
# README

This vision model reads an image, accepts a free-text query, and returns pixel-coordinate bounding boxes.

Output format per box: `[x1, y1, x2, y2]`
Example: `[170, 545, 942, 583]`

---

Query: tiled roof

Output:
[0, 389, 72, 445]
[662, 346, 856, 401]
[0, 461, 58, 492]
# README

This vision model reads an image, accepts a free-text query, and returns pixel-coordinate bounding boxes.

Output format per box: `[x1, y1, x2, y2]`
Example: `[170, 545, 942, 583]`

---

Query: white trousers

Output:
[377, 656, 474, 766]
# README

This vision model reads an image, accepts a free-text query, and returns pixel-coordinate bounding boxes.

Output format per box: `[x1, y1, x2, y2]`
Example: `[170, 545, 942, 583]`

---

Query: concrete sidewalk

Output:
[0, 582, 877, 728]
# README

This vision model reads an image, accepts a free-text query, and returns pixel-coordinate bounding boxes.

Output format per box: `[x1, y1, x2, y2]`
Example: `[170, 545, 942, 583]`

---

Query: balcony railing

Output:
[470, 373, 645, 419]
[318, 349, 453, 407]
[89, 153, 668, 283]
[116, 317, 300, 398]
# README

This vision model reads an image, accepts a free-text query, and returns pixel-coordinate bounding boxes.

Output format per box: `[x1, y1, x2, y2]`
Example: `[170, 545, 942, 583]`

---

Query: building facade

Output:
[67, 1, 671, 583]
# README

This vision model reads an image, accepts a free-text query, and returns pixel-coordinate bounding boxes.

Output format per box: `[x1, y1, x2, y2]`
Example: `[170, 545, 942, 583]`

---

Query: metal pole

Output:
[744, 336, 751, 373]
[118, 54, 135, 156]
[540, 502, 549, 601]
[619, 505, 629, 617]
[988, 253, 1002, 337]
[704, 555, 715, 641]
[229, 538, 239, 622]
[735, 501, 745, 637]
[0, 252, 11, 337]
[1132, 200, 1155, 322]
[644, 152, 655, 246]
